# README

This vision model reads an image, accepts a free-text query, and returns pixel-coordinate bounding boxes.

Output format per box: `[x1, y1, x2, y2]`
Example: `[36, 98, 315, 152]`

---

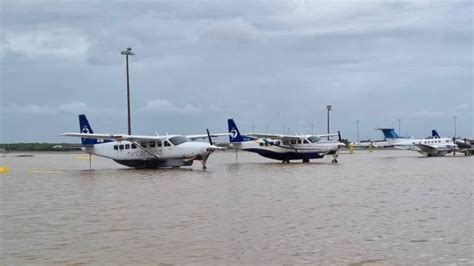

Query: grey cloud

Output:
[1, 0, 472, 142]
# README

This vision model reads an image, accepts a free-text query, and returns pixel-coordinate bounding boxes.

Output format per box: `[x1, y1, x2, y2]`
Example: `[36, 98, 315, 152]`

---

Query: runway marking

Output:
[29, 170, 63, 174]
[75, 156, 93, 160]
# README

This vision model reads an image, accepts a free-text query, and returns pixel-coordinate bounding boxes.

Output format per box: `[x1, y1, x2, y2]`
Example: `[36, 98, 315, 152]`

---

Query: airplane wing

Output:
[61, 133, 166, 142]
[248, 133, 339, 141]
[414, 143, 438, 153]
[186, 133, 231, 141]
[247, 133, 304, 141]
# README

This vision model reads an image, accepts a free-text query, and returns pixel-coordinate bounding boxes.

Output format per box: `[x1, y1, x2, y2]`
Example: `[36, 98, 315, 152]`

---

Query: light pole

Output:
[356, 120, 360, 143]
[453, 116, 457, 138]
[326, 105, 332, 140]
[397, 118, 401, 136]
[121, 47, 134, 135]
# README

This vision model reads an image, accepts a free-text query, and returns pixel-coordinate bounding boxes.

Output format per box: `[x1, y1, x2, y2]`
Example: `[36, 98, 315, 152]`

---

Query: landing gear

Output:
[302, 158, 310, 163]
[282, 160, 290, 163]
[201, 154, 210, 170]
[331, 153, 339, 164]
[331, 158, 338, 164]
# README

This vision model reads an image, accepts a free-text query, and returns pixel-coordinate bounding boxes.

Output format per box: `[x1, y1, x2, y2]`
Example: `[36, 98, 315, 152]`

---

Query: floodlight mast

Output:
[121, 47, 134, 135]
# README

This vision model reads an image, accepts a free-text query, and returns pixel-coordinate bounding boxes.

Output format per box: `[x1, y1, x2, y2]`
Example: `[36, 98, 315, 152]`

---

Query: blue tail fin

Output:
[79, 114, 98, 145]
[432, 130, 440, 138]
[377, 128, 400, 139]
[227, 119, 256, 142]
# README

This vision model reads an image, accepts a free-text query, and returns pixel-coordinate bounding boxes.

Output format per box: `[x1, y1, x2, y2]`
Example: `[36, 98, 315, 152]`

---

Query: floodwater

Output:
[1, 150, 472, 265]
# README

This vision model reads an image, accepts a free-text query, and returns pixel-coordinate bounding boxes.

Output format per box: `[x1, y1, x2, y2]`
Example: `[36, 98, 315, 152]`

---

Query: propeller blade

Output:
[452, 137, 456, 156]
[206, 129, 213, 146]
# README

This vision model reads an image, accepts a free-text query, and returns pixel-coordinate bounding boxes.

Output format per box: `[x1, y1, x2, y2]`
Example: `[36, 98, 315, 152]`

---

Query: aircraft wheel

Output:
[331, 159, 338, 164]
[303, 158, 310, 163]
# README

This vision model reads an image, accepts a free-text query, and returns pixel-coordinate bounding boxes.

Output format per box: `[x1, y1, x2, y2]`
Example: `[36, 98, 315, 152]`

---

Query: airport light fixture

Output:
[453, 116, 457, 138]
[121, 47, 134, 135]
[356, 120, 360, 143]
[326, 105, 332, 140]
[397, 118, 401, 136]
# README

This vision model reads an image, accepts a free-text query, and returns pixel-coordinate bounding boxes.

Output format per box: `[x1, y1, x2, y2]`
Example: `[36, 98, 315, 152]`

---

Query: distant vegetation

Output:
[0, 143, 81, 152]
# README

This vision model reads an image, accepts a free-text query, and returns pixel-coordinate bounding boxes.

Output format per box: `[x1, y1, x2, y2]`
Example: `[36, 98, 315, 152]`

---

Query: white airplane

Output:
[377, 128, 456, 157]
[351, 140, 386, 149]
[432, 130, 472, 156]
[227, 119, 346, 163]
[62, 114, 226, 169]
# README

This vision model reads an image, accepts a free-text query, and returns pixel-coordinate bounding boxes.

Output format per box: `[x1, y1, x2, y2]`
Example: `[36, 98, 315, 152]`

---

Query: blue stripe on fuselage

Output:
[244, 148, 324, 161]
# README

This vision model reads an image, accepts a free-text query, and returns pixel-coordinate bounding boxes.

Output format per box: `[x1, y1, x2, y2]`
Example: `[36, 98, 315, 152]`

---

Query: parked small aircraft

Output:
[432, 130, 472, 156]
[62, 115, 226, 169]
[227, 119, 345, 163]
[377, 128, 456, 157]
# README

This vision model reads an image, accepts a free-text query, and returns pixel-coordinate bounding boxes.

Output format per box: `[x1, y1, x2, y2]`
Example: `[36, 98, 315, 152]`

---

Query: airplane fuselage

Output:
[83, 139, 211, 168]
[231, 138, 343, 161]
[388, 137, 455, 156]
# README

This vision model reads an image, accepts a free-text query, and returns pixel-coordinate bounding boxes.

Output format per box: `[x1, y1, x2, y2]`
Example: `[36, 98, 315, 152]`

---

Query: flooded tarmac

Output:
[1, 150, 472, 264]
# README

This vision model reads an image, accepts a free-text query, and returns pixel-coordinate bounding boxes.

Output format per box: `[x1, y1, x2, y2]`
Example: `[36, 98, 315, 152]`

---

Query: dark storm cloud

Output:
[1, 0, 472, 142]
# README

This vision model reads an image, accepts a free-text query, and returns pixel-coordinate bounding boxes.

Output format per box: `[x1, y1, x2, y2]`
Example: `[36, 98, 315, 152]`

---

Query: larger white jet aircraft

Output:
[227, 119, 346, 163]
[377, 128, 456, 157]
[62, 115, 225, 169]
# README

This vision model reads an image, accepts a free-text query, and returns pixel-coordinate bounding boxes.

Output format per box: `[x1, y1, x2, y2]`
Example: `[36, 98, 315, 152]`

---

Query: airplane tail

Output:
[227, 119, 256, 142]
[377, 128, 400, 139]
[432, 130, 440, 138]
[79, 114, 98, 145]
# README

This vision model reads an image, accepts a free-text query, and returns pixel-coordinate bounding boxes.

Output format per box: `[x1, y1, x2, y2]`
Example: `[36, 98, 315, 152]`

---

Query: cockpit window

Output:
[169, 136, 190, 146]
[308, 136, 320, 143]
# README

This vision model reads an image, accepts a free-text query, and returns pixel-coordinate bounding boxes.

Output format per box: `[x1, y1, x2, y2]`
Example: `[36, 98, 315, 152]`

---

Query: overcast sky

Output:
[1, 0, 472, 143]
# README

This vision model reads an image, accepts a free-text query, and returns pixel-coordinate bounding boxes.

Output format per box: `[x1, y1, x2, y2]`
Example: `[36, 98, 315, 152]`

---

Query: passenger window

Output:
[113, 145, 118, 150]
[297, 140, 302, 144]
[283, 141, 288, 145]
[291, 140, 296, 145]
[125, 144, 130, 149]
[164, 141, 171, 147]
[131, 144, 137, 149]
[157, 141, 162, 147]
[303, 140, 309, 144]
[119, 145, 124, 150]
[276, 141, 280, 146]
[149, 142, 156, 148]
[140, 142, 147, 148]
[259, 142, 264, 147]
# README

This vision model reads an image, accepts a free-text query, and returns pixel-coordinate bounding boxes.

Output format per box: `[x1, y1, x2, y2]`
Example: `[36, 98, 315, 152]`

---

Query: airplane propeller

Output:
[452, 137, 456, 156]
[206, 128, 213, 146]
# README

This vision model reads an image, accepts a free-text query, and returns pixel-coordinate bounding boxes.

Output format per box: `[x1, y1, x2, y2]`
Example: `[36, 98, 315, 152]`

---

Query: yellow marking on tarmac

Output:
[75, 156, 93, 160]
[29, 170, 63, 174]
[0, 166, 10, 174]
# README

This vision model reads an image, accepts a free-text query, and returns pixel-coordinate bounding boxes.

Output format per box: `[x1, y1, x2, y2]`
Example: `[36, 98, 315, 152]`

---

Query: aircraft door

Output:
[156, 140, 164, 157]
[161, 140, 173, 157]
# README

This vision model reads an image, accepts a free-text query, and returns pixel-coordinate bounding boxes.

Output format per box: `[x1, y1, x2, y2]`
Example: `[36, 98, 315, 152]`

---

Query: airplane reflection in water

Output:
[227, 119, 346, 163]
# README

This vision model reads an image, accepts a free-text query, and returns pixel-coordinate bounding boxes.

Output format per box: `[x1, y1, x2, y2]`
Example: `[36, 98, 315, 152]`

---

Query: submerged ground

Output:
[1, 150, 472, 264]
